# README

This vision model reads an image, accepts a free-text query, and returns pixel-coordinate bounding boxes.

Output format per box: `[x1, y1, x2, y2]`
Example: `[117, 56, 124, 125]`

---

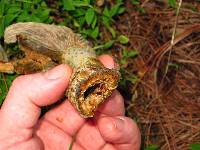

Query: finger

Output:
[5, 137, 43, 150]
[98, 116, 141, 149]
[0, 64, 72, 130]
[102, 144, 116, 150]
[43, 100, 85, 136]
[76, 120, 106, 150]
[98, 54, 115, 69]
[35, 119, 84, 150]
[96, 90, 125, 117]
[97, 55, 124, 117]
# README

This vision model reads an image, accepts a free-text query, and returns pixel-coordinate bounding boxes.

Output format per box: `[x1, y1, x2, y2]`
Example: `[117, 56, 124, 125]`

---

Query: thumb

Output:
[0, 64, 72, 130]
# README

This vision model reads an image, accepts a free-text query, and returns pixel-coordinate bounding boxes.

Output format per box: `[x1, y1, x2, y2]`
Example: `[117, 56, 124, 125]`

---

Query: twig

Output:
[162, 0, 182, 81]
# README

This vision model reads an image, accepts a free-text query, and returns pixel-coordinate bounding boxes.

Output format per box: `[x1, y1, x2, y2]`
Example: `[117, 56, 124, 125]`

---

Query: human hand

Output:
[0, 55, 141, 150]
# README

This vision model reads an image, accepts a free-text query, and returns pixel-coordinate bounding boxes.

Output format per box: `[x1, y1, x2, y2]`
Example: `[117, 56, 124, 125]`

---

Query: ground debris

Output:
[116, 1, 200, 149]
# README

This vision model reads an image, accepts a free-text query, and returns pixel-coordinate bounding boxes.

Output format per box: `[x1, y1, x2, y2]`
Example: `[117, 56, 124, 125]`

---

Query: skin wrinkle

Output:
[36, 119, 71, 149]
[40, 117, 87, 150]
[41, 118, 72, 137]
[76, 119, 106, 150]
[36, 118, 85, 150]
[96, 90, 125, 116]
[94, 121, 107, 150]
[101, 143, 116, 150]
[0, 125, 36, 149]
[5, 76, 40, 128]
[43, 100, 86, 136]
[7, 135, 40, 150]
[91, 119, 107, 150]
[74, 135, 91, 150]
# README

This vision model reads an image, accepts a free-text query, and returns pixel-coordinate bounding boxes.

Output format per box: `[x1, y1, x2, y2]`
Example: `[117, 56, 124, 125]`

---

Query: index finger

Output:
[96, 55, 125, 117]
[96, 90, 125, 117]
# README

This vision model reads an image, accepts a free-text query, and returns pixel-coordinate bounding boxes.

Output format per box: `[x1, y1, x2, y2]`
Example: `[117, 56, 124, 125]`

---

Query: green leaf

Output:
[138, 7, 146, 13]
[90, 26, 99, 39]
[127, 75, 138, 84]
[41, 1, 47, 7]
[168, 0, 176, 8]
[85, 8, 95, 25]
[0, 74, 17, 106]
[16, 11, 31, 22]
[118, 7, 126, 14]
[23, 2, 32, 10]
[91, 15, 97, 29]
[76, 16, 86, 27]
[29, 15, 42, 22]
[6, 6, 21, 14]
[122, 49, 128, 57]
[110, 4, 121, 17]
[131, 0, 140, 5]
[0, 16, 5, 37]
[86, 0, 90, 4]
[120, 59, 126, 65]
[73, 9, 86, 17]
[36, 9, 50, 22]
[4, 13, 19, 26]
[107, 26, 116, 38]
[127, 50, 138, 58]
[46, 17, 54, 23]
[121, 49, 138, 59]
[144, 145, 159, 150]
[62, 0, 75, 11]
[189, 143, 200, 150]
[103, 40, 115, 49]
[103, 6, 110, 17]
[102, 15, 110, 27]
[118, 35, 129, 44]
[102, 7, 112, 27]
[0, 0, 6, 16]
[73, 1, 91, 7]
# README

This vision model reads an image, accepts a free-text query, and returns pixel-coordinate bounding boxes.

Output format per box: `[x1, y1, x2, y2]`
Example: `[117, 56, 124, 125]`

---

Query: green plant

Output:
[60, 0, 125, 39]
[189, 143, 200, 150]
[120, 49, 138, 65]
[118, 35, 129, 44]
[0, 0, 52, 37]
[131, 0, 140, 5]
[0, 74, 17, 105]
[168, 0, 177, 8]
[119, 49, 139, 88]
[93, 34, 129, 52]
[119, 69, 138, 88]
[144, 145, 159, 150]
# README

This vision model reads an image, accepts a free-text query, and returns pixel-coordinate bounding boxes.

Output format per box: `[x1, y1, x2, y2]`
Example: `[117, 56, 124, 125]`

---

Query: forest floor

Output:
[116, 1, 200, 149]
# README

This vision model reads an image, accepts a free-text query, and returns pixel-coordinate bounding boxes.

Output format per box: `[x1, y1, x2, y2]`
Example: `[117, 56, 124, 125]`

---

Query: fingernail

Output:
[44, 65, 66, 80]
